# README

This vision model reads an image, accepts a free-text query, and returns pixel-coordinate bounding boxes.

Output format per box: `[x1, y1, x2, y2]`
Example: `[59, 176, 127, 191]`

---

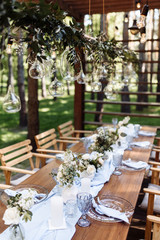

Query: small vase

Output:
[9, 224, 25, 240]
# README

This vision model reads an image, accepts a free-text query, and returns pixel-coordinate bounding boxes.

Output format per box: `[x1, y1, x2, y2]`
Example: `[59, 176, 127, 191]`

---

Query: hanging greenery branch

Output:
[0, 0, 139, 70]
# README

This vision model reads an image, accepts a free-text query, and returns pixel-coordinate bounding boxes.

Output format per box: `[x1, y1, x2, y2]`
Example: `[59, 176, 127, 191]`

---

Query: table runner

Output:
[0, 156, 115, 240]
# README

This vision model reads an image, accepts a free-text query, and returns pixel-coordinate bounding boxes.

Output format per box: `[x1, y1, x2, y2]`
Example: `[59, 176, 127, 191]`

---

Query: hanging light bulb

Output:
[6, 38, 13, 54]
[3, 85, 21, 113]
[135, 0, 141, 9]
[140, 26, 147, 43]
[29, 60, 43, 79]
[137, 3, 149, 28]
[48, 78, 64, 97]
[124, 14, 129, 23]
[128, 19, 139, 35]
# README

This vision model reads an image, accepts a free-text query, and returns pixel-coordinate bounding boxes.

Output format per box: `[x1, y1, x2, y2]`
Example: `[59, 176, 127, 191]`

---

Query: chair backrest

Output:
[34, 128, 58, 150]
[58, 120, 74, 138]
[0, 139, 34, 184]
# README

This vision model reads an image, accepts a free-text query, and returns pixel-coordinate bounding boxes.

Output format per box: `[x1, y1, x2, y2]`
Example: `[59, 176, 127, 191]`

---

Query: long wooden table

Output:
[0, 126, 157, 240]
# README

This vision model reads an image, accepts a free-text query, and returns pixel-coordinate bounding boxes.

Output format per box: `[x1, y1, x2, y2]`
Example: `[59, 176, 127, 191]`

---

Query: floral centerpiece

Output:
[3, 189, 36, 239]
[54, 150, 79, 187]
[89, 127, 118, 153]
[52, 150, 105, 185]
[89, 116, 130, 154]
[78, 151, 104, 178]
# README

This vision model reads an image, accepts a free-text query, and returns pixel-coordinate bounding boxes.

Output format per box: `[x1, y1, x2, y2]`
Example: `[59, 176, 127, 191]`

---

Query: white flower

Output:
[87, 165, 96, 175]
[57, 171, 63, 181]
[118, 120, 123, 127]
[63, 150, 74, 163]
[98, 157, 104, 165]
[123, 116, 130, 124]
[3, 207, 20, 225]
[82, 154, 90, 160]
[19, 198, 34, 210]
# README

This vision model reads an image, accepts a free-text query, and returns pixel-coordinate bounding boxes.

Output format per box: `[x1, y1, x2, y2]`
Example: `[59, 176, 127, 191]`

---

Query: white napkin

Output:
[122, 159, 148, 170]
[139, 130, 156, 137]
[56, 153, 64, 161]
[130, 141, 151, 148]
[4, 189, 46, 203]
[92, 198, 129, 224]
[48, 196, 67, 230]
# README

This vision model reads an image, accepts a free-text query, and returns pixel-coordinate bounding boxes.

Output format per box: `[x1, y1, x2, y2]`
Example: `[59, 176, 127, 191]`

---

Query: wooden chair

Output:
[35, 128, 79, 156]
[0, 183, 11, 189]
[0, 139, 56, 185]
[146, 215, 160, 240]
[58, 120, 92, 141]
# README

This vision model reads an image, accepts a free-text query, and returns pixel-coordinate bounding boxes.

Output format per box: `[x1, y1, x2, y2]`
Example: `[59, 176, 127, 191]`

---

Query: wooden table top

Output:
[0, 126, 157, 240]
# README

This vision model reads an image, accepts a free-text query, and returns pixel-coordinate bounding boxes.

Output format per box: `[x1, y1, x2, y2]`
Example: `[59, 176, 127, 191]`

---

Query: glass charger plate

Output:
[88, 195, 134, 223]
[0, 184, 48, 205]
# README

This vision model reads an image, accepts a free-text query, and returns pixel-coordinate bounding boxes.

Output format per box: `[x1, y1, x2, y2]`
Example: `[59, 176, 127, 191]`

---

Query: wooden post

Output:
[74, 15, 85, 130]
[74, 80, 85, 130]
[27, 67, 39, 151]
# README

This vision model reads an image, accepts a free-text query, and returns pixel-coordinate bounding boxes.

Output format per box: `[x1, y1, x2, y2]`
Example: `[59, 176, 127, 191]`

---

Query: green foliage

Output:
[0, 0, 139, 69]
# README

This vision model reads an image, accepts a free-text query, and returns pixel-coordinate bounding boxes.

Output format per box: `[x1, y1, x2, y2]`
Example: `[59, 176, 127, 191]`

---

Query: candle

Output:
[81, 178, 91, 193]
[50, 196, 64, 228]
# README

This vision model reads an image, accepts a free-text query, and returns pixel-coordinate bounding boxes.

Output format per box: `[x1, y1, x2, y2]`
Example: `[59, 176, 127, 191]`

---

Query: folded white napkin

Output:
[92, 198, 129, 224]
[49, 196, 67, 230]
[130, 141, 151, 148]
[122, 159, 148, 170]
[56, 153, 64, 161]
[4, 189, 46, 204]
[138, 130, 156, 137]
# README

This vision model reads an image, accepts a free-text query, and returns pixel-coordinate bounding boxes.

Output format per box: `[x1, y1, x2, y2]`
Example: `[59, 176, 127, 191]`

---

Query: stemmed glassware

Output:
[112, 118, 118, 130]
[77, 192, 92, 227]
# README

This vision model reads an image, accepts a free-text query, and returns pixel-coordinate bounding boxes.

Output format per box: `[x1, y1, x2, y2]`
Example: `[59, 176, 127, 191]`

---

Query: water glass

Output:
[134, 124, 140, 138]
[77, 192, 92, 227]
[126, 135, 133, 150]
[65, 199, 77, 218]
[112, 152, 123, 176]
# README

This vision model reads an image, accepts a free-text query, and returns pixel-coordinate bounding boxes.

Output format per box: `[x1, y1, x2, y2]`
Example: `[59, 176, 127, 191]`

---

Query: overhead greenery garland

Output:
[0, 0, 139, 70]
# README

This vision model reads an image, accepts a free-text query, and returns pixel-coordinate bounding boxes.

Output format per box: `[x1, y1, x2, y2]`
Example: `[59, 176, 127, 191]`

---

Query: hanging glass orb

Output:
[60, 48, 82, 82]
[29, 61, 43, 79]
[77, 71, 89, 84]
[3, 85, 21, 113]
[91, 81, 102, 92]
[48, 78, 64, 97]
[104, 84, 117, 100]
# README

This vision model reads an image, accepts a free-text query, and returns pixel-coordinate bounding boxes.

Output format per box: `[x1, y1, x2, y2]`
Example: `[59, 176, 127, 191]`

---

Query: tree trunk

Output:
[17, 31, 27, 127]
[41, 76, 47, 98]
[121, 12, 130, 113]
[156, 10, 160, 102]
[28, 68, 39, 151]
[94, 14, 108, 122]
[136, 42, 148, 110]
[148, 10, 154, 92]
[8, 53, 14, 88]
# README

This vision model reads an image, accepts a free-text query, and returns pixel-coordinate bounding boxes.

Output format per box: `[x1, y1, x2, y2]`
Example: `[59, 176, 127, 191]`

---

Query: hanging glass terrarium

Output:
[3, 85, 21, 113]
[48, 78, 65, 97]
[29, 60, 43, 79]
[60, 48, 82, 82]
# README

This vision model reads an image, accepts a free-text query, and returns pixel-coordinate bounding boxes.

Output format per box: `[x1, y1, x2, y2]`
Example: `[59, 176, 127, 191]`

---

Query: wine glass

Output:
[112, 118, 118, 130]
[112, 151, 123, 176]
[77, 192, 92, 227]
